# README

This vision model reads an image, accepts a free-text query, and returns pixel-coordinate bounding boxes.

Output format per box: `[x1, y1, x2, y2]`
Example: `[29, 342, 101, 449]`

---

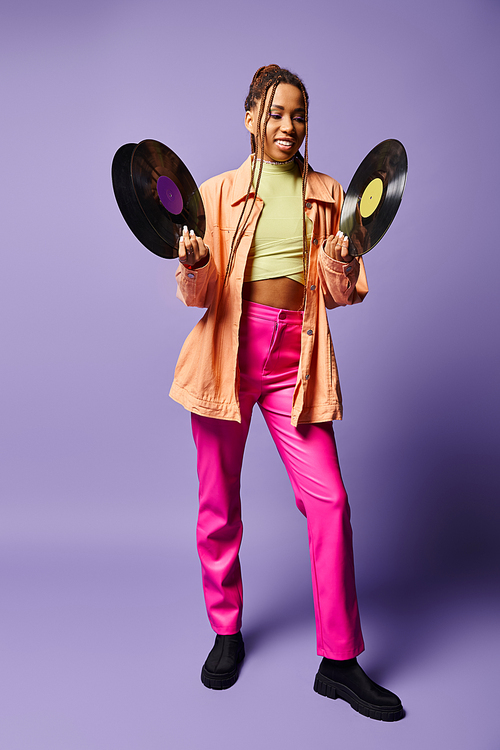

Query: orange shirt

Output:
[169, 156, 368, 426]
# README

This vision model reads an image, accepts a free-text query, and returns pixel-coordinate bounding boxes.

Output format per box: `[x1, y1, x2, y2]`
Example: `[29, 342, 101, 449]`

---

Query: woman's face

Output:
[245, 83, 306, 162]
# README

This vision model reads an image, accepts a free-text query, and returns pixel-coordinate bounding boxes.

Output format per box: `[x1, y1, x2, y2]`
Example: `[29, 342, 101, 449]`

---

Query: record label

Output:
[359, 177, 384, 219]
[157, 175, 184, 215]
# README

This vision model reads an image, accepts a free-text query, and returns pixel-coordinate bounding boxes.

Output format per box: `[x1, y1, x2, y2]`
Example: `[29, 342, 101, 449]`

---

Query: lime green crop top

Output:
[243, 159, 313, 285]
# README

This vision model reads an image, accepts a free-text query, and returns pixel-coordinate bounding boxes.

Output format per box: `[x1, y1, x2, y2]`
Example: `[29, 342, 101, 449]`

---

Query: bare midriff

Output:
[242, 277, 304, 311]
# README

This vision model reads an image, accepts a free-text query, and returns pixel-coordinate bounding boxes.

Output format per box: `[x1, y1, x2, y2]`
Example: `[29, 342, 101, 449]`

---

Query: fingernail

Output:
[183, 225, 188, 233]
[189, 229, 195, 236]
[179, 236, 184, 242]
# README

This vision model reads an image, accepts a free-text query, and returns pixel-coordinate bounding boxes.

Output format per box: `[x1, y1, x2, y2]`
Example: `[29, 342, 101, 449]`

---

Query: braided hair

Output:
[223, 65, 310, 287]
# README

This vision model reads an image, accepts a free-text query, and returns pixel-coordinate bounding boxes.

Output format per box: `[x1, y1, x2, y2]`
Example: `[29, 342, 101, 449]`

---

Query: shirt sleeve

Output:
[175, 253, 218, 308]
[318, 248, 369, 309]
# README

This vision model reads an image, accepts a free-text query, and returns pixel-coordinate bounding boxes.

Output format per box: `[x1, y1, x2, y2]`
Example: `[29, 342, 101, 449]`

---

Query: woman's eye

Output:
[268, 112, 305, 122]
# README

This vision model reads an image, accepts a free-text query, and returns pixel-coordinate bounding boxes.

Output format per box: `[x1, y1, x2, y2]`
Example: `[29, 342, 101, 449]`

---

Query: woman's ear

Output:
[244, 110, 255, 135]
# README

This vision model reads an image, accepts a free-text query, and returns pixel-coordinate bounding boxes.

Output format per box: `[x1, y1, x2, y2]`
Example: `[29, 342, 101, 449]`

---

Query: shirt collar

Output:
[230, 155, 336, 207]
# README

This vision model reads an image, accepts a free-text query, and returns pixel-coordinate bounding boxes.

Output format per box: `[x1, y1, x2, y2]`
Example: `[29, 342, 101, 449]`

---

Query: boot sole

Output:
[313, 672, 405, 722]
[201, 648, 245, 690]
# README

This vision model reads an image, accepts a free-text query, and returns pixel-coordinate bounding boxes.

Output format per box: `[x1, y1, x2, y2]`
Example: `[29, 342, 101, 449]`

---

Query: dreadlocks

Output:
[223, 65, 310, 287]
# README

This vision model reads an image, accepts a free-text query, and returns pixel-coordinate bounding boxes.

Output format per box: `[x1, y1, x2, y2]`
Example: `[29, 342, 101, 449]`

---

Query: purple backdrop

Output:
[1, 0, 499, 747]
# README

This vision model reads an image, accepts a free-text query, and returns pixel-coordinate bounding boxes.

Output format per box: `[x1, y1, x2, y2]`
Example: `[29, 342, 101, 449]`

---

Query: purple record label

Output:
[156, 176, 183, 215]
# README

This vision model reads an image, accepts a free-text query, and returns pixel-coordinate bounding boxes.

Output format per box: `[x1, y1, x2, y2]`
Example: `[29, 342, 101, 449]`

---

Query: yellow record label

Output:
[359, 177, 384, 218]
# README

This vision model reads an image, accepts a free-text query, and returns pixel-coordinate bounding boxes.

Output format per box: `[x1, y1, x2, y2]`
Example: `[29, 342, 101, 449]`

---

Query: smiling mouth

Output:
[275, 139, 295, 147]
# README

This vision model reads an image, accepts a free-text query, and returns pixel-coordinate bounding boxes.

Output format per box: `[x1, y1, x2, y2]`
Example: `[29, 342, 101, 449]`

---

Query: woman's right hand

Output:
[178, 225, 210, 267]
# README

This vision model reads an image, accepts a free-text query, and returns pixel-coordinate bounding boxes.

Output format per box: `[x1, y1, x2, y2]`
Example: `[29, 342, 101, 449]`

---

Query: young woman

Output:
[169, 65, 404, 721]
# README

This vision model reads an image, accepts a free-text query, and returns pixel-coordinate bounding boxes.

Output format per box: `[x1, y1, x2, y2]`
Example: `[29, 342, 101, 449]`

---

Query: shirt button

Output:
[345, 266, 352, 273]
[313, 238, 318, 245]
[305, 202, 312, 209]
[310, 284, 316, 291]
[307, 329, 313, 336]
[187, 272, 195, 278]
[305, 374, 310, 380]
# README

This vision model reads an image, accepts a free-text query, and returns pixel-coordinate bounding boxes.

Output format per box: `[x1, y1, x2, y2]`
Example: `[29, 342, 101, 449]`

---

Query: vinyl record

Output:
[111, 139, 205, 259]
[339, 139, 407, 257]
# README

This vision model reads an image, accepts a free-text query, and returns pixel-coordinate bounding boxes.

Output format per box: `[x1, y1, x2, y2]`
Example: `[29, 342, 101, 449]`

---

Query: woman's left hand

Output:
[323, 231, 353, 264]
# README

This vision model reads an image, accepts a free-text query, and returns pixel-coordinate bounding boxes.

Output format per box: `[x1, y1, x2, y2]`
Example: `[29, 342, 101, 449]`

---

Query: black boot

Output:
[314, 657, 404, 722]
[201, 632, 245, 690]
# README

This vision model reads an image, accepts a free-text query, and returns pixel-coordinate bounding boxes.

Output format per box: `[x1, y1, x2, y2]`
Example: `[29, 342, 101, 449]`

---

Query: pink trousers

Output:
[191, 300, 365, 659]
